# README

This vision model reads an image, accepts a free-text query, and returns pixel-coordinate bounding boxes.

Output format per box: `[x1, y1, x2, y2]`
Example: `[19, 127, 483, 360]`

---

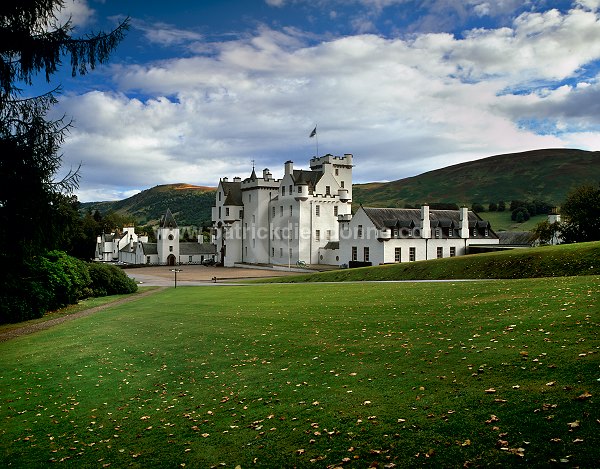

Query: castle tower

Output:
[157, 208, 180, 265]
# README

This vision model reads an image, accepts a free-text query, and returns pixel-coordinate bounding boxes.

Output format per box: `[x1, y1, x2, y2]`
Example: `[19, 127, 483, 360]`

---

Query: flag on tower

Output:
[309, 126, 317, 138]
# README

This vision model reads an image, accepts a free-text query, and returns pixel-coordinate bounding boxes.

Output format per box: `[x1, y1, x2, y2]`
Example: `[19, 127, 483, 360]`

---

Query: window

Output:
[249, 194, 252, 202]
[168, 234, 174, 241]
[298, 186, 302, 193]
[472, 229, 478, 237]
[240, 209, 244, 218]
[189, 256, 193, 262]
[280, 247, 283, 257]
[448, 229, 453, 237]
[289, 185, 292, 195]
[437, 247, 443, 259]
[485, 228, 489, 237]
[334, 206, 338, 216]
[289, 205, 293, 216]
[435, 228, 441, 238]
[272, 206, 275, 218]
[395, 247, 401, 262]
[335, 168, 339, 176]
[252, 214, 256, 223]
[225, 207, 230, 217]
[253, 239, 255, 247]
[146, 256, 151, 264]
[358, 225, 363, 238]
[218, 192, 222, 201]
[326, 230, 331, 240]
[280, 206, 283, 216]
[169, 246, 173, 252]
[364, 247, 370, 262]
[341, 181, 345, 188]
[315, 230, 320, 241]
[393, 228, 399, 238]
[450, 247, 456, 257]
[351, 246, 357, 261]
[326, 185, 331, 195]
[282, 186, 286, 196]
[218, 207, 221, 218]
[409, 247, 416, 261]
[272, 247, 275, 256]
[315, 205, 320, 216]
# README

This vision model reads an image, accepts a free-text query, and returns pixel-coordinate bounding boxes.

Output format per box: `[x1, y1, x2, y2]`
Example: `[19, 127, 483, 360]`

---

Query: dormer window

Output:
[472, 229, 477, 237]
[435, 228, 441, 238]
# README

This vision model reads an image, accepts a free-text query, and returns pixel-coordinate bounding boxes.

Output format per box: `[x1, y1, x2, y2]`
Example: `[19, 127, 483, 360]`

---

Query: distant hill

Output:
[81, 149, 599, 228]
[353, 148, 600, 208]
[81, 183, 216, 227]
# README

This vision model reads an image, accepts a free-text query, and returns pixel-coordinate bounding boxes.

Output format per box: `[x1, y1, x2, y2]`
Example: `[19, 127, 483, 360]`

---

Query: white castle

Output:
[212, 154, 500, 267]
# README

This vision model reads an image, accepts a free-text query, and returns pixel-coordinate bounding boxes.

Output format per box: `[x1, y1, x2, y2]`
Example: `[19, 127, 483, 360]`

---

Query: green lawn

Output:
[257, 242, 600, 283]
[1, 278, 598, 468]
[482, 212, 547, 232]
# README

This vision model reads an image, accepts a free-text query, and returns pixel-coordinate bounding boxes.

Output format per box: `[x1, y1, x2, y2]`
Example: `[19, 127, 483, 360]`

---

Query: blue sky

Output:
[45, 0, 600, 201]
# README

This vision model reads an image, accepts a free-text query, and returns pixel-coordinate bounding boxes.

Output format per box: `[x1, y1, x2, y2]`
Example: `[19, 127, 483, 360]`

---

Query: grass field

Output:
[257, 242, 600, 284]
[0, 277, 598, 468]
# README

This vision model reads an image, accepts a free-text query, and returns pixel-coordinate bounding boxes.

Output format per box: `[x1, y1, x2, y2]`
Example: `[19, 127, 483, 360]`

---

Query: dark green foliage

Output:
[0, 2, 128, 322]
[488, 202, 497, 211]
[511, 206, 530, 222]
[87, 263, 137, 297]
[498, 200, 506, 211]
[560, 183, 600, 243]
[471, 202, 485, 213]
[0, 250, 91, 324]
[531, 220, 561, 245]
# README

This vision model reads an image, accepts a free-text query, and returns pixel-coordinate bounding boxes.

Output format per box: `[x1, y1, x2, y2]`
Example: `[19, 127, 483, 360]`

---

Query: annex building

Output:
[211, 154, 499, 267]
[94, 208, 216, 266]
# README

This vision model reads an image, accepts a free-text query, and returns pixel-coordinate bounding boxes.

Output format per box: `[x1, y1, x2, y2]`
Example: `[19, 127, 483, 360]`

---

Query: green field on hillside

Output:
[258, 242, 600, 283]
[1, 278, 598, 468]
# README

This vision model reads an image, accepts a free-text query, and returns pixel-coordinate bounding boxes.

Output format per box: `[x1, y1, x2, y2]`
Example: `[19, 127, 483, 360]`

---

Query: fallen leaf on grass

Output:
[576, 391, 592, 400]
[567, 420, 580, 429]
[484, 388, 496, 394]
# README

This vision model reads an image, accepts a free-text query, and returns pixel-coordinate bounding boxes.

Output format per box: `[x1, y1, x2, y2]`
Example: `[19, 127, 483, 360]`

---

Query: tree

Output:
[531, 220, 561, 245]
[471, 203, 485, 213]
[0, 1, 128, 320]
[498, 201, 506, 212]
[560, 183, 600, 243]
[488, 202, 498, 212]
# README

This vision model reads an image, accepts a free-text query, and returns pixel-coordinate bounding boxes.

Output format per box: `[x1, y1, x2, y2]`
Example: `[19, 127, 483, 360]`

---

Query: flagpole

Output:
[310, 125, 318, 157]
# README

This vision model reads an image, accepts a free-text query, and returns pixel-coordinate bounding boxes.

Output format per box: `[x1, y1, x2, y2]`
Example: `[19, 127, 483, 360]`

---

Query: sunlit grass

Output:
[0, 278, 598, 467]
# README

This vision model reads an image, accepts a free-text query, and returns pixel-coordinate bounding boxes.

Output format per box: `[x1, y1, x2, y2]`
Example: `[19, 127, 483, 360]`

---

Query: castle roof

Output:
[361, 207, 497, 237]
[140, 242, 158, 255]
[179, 243, 217, 255]
[292, 169, 322, 186]
[222, 181, 243, 206]
[160, 208, 178, 229]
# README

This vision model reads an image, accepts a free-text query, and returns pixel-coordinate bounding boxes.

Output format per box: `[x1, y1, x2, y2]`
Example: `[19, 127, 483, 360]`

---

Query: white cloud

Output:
[54, 0, 95, 28]
[61, 3, 600, 201]
[133, 19, 204, 47]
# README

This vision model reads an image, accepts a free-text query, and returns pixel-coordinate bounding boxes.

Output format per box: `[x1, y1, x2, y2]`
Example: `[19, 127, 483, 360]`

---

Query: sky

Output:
[41, 0, 600, 202]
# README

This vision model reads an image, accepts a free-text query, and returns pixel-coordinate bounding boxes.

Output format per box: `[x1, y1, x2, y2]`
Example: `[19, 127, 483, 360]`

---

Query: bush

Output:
[88, 263, 138, 297]
[0, 251, 91, 324]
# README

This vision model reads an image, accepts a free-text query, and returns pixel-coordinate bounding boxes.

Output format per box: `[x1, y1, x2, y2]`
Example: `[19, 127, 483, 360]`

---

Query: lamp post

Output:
[170, 268, 183, 288]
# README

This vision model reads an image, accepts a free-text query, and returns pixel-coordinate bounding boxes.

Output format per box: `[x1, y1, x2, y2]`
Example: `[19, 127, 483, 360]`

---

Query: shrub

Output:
[0, 251, 91, 324]
[88, 263, 138, 297]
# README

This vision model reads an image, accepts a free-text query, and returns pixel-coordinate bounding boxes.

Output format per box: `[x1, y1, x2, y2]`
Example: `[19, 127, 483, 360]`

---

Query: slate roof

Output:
[140, 243, 158, 255]
[179, 243, 217, 255]
[323, 241, 339, 250]
[362, 207, 497, 238]
[160, 208, 178, 228]
[292, 169, 322, 187]
[497, 231, 535, 246]
[222, 181, 243, 206]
